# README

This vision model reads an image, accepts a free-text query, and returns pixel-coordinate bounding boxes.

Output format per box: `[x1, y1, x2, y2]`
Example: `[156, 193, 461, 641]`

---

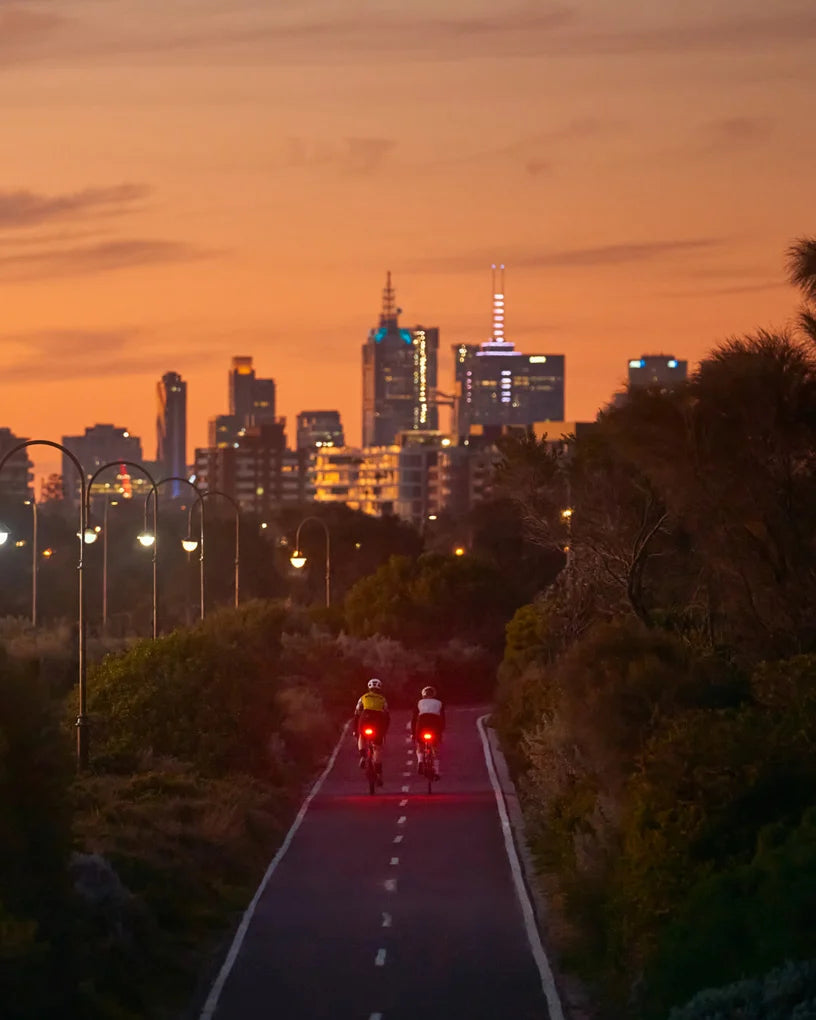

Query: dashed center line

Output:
[384, 878, 397, 892]
[381, 912, 392, 928]
[401, 785, 409, 792]
[402, 770, 411, 777]
[390, 856, 399, 865]
[375, 948, 387, 967]
[370, 1013, 383, 1019]
[393, 835, 403, 844]
[397, 815, 406, 825]
[399, 799, 407, 807]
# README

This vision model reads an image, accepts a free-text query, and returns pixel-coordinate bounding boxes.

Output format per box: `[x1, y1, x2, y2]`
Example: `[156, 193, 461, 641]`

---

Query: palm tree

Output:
[786, 236, 816, 340]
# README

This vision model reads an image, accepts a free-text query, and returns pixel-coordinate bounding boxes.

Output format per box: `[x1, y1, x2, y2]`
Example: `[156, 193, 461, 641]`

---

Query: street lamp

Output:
[183, 490, 241, 616]
[289, 516, 331, 607]
[0, 439, 89, 769]
[86, 461, 159, 639]
[24, 499, 37, 626]
[146, 476, 202, 627]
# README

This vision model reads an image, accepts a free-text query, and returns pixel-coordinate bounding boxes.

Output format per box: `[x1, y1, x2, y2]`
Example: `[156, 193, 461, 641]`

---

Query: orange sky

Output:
[1, 1, 814, 486]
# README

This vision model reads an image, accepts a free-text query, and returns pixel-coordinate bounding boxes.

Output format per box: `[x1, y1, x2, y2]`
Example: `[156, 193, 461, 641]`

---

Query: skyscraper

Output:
[229, 356, 276, 426]
[62, 424, 143, 504]
[453, 266, 564, 437]
[362, 273, 439, 447]
[296, 411, 345, 450]
[156, 371, 187, 497]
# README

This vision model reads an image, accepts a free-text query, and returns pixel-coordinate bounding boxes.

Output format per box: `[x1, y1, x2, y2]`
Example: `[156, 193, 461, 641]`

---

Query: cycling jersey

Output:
[412, 696, 445, 740]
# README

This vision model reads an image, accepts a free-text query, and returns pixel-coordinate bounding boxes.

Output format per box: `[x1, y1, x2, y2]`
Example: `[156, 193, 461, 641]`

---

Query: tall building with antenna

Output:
[453, 265, 564, 437]
[362, 272, 438, 446]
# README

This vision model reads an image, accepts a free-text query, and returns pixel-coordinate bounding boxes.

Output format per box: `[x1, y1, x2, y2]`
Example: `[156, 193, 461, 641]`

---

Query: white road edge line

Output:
[369, 1014, 383, 1020]
[199, 721, 350, 1020]
[375, 948, 387, 966]
[477, 714, 566, 1020]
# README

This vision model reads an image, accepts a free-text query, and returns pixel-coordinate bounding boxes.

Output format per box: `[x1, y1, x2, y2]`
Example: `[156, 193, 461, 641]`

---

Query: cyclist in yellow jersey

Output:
[353, 678, 390, 785]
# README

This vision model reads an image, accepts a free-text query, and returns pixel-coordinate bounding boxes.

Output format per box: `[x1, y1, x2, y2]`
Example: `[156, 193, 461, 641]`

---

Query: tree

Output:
[786, 235, 816, 340]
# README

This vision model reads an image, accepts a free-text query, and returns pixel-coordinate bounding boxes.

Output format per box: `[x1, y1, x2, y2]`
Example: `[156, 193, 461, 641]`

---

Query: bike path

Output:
[205, 706, 550, 1020]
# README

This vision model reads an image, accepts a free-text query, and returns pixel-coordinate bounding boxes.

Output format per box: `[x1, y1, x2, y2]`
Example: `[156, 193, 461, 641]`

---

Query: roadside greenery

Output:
[494, 238, 816, 1017]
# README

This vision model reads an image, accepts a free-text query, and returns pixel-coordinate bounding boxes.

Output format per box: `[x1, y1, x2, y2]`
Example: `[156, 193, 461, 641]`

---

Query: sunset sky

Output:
[2, 0, 814, 485]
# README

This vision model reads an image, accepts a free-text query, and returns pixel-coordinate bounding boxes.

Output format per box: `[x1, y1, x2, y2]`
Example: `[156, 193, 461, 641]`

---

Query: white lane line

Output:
[375, 948, 387, 967]
[401, 785, 409, 792]
[369, 1014, 383, 1020]
[397, 815, 406, 825]
[384, 878, 397, 892]
[402, 770, 411, 777]
[381, 912, 392, 928]
[390, 856, 399, 865]
[477, 715, 566, 1020]
[393, 835, 403, 844]
[200, 721, 350, 1020]
[399, 799, 408, 807]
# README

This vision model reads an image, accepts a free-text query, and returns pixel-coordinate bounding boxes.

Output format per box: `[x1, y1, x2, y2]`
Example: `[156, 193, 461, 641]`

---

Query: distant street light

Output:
[289, 516, 331, 607]
[0, 439, 89, 769]
[147, 476, 202, 627]
[453, 545, 466, 557]
[86, 461, 159, 639]
[24, 499, 37, 627]
[0, 526, 8, 546]
[184, 490, 241, 616]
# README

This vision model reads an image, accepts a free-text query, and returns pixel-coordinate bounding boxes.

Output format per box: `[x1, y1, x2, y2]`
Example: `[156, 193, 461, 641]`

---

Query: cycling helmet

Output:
[421, 686, 437, 698]
[367, 678, 383, 691]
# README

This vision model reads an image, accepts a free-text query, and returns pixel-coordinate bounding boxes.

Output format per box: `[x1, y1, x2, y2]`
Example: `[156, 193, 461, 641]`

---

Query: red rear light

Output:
[422, 732, 433, 741]
[363, 727, 374, 736]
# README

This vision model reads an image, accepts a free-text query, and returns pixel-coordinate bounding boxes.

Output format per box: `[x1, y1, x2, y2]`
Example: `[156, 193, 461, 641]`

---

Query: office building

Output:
[297, 411, 345, 451]
[229, 356, 276, 426]
[194, 422, 312, 515]
[208, 414, 243, 448]
[453, 266, 564, 438]
[0, 428, 33, 501]
[156, 371, 187, 497]
[362, 273, 439, 446]
[628, 355, 688, 388]
[62, 424, 143, 503]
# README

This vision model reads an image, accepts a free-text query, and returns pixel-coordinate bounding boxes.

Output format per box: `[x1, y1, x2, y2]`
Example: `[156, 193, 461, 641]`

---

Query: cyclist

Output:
[411, 685, 445, 779]
[353, 678, 390, 785]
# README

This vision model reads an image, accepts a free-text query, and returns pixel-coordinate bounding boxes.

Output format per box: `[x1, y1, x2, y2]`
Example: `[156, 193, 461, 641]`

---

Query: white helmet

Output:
[367, 678, 383, 691]
[421, 686, 436, 698]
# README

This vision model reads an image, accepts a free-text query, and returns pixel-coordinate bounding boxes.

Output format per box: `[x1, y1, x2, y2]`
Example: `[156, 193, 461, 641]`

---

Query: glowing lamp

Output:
[42, 548, 54, 558]
[453, 546, 465, 557]
[363, 727, 374, 737]
[138, 532, 156, 548]
[290, 551, 307, 569]
[181, 537, 198, 553]
[0, 528, 9, 546]
[83, 528, 98, 544]
[422, 732, 434, 742]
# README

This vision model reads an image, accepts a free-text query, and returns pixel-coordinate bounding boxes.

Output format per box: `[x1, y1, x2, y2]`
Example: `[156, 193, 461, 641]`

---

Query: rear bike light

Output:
[422, 732, 433, 741]
[363, 727, 374, 736]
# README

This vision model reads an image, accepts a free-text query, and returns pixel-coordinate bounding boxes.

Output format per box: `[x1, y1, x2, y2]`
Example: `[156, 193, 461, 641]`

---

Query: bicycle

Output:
[418, 730, 439, 795]
[360, 724, 380, 796]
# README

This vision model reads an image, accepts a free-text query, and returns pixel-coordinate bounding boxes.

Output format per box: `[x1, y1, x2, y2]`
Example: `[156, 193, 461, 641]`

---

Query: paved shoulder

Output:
[205, 706, 550, 1020]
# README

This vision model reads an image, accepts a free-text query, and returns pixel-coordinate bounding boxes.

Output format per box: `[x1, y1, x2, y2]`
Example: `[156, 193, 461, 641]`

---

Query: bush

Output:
[668, 959, 816, 1020]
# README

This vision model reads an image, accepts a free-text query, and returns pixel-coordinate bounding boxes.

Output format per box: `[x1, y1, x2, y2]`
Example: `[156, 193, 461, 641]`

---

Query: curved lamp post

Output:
[183, 489, 241, 616]
[289, 515, 331, 607]
[0, 440, 89, 769]
[145, 475, 202, 627]
[86, 461, 159, 639]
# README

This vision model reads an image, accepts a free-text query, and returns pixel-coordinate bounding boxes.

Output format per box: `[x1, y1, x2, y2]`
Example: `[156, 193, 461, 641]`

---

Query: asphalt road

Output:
[206, 706, 550, 1020]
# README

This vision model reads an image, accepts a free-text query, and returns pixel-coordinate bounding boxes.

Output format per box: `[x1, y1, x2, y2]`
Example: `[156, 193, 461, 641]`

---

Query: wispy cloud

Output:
[0, 325, 223, 380]
[283, 136, 396, 174]
[0, 184, 149, 230]
[695, 116, 775, 153]
[0, 239, 213, 282]
[410, 238, 724, 274]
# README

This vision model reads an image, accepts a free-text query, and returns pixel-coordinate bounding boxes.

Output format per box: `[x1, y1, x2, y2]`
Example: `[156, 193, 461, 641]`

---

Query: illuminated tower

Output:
[156, 371, 187, 497]
[453, 265, 564, 437]
[362, 273, 438, 446]
[229, 356, 276, 426]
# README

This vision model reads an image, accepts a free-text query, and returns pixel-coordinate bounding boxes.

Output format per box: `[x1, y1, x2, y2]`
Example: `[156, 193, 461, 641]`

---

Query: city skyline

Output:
[0, 1, 812, 485]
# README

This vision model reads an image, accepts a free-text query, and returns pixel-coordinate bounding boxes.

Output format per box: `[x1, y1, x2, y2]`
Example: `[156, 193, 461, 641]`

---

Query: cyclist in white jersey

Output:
[411, 685, 445, 779]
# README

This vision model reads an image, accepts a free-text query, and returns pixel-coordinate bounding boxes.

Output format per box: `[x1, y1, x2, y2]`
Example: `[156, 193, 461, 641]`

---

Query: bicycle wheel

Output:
[367, 754, 376, 796]
[426, 749, 434, 795]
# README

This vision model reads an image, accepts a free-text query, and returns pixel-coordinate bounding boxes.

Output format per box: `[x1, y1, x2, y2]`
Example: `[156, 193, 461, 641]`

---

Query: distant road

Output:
[203, 706, 553, 1020]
